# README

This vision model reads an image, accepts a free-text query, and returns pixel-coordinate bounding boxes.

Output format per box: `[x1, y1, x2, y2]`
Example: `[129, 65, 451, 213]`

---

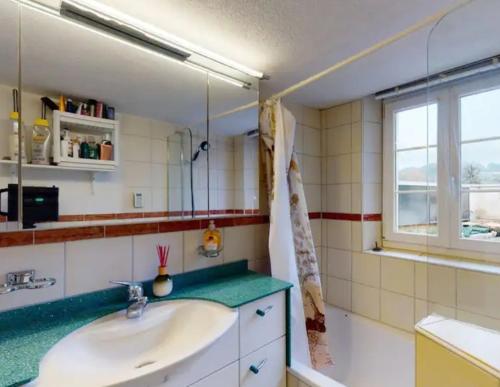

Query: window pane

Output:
[461, 139, 500, 187]
[461, 191, 500, 241]
[397, 192, 437, 235]
[396, 103, 437, 149]
[461, 88, 500, 142]
[397, 147, 437, 189]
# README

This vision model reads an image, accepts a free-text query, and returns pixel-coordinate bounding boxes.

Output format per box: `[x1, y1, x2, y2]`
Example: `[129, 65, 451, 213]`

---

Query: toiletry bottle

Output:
[99, 133, 113, 160]
[80, 137, 90, 159]
[72, 137, 80, 159]
[9, 113, 26, 163]
[203, 220, 222, 252]
[8, 90, 26, 162]
[88, 136, 98, 159]
[61, 129, 72, 158]
[31, 120, 51, 165]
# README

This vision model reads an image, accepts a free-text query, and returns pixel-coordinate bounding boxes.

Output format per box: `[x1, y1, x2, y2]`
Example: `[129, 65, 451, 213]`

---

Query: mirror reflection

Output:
[0, 0, 259, 230]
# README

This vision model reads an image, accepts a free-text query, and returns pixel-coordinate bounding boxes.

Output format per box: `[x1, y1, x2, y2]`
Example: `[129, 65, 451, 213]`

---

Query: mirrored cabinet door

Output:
[0, 1, 21, 232]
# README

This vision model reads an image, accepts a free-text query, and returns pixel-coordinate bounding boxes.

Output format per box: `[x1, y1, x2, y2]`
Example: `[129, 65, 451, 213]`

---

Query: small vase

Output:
[153, 266, 173, 297]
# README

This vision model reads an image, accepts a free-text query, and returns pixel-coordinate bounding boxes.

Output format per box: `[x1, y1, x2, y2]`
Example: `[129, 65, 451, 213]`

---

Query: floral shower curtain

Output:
[260, 98, 332, 369]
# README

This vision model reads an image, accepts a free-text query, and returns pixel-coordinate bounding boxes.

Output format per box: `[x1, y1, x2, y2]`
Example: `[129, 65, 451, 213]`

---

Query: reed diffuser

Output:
[153, 244, 173, 297]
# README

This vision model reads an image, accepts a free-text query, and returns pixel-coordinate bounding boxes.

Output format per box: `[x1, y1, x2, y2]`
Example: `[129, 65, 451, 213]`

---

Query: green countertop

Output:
[0, 261, 292, 387]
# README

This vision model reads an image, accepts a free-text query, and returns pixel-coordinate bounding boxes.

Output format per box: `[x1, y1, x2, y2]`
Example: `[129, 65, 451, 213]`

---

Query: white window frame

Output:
[383, 72, 500, 255]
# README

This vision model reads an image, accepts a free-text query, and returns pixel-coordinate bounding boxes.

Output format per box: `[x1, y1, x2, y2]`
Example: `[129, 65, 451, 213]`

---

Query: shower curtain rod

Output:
[201, 0, 472, 125]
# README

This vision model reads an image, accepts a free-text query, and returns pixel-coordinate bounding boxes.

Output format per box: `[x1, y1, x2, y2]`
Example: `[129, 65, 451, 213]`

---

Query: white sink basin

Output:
[35, 300, 238, 387]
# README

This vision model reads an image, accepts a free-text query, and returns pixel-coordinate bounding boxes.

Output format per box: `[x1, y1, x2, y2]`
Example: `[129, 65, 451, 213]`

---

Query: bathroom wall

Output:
[321, 97, 500, 334]
[0, 221, 271, 312]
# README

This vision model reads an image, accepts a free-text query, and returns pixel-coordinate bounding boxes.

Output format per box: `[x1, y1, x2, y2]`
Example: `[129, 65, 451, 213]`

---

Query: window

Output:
[383, 73, 500, 253]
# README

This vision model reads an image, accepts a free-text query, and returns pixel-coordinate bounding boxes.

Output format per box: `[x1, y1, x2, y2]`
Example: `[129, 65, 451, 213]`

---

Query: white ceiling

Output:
[93, 0, 500, 107]
[1, 0, 500, 133]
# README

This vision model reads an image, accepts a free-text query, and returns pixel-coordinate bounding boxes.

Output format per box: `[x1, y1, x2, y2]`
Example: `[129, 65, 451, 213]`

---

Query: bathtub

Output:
[289, 306, 415, 387]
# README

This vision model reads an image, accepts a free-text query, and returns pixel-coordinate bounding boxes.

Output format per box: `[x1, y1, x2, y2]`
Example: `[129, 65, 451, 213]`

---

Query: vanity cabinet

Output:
[157, 291, 287, 387]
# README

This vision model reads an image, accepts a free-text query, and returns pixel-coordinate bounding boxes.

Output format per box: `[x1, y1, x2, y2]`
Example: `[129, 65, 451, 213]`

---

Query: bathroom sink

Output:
[35, 300, 238, 387]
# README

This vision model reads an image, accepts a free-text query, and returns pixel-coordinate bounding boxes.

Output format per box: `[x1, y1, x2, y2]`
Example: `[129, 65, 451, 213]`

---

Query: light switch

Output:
[133, 192, 144, 208]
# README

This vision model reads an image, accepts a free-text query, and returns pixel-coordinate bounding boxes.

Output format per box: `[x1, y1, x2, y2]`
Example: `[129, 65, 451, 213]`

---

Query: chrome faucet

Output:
[111, 281, 148, 319]
[0, 270, 56, 295]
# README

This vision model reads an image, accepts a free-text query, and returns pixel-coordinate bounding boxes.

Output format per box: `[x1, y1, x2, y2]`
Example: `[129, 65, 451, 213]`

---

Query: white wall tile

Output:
[183, 230, 223, 271]
[326, 184, 351, 213]
[457, 270, 500, 319]
[327, 154, 351, 184]
[133, 232, 183, 281]
[351, 183, 362, 214]
[352, 100, 362, 123]
[381, 290, 414, 332]
[120, 113, 151, 137]
[415, 299, 428, 324]
[327, 125, 351, 156]
[428, 302, 456, 319]
[351, 122, 362, 153]
[352, 282, 380, 320]
[121, 135, 151, 162]
[324, 103, 351, 129]
[326, 220, 352, 250]
[327, 276, 351, 310]
[66, 237, 133, 296]
[362, 183, 382, 214]
[427, 265, 456, 308]
[303, 127, 321, 156]
[352, 252, 380, 287]
[224, 225, 255, 263]
[362, 97, 382, 123]
[351, 221, 363, 252]
[254, 224, 270, 260]
[310, 219, 322, 247]
[302, 156, 322, 184]
[415, 262, 427, 300]
[327, 248, 352, 280]
[456, 309, 500, 332]
[381, 257, 414, 296]
[0, 244, 65, 312]
[302, 106, 321, 129]
[351, 153, 362, 183]
[304, 184, 321, 212]
[363, 122, 382, 154]
[362, 153, 382, 184]
[362, 221, 381, 250]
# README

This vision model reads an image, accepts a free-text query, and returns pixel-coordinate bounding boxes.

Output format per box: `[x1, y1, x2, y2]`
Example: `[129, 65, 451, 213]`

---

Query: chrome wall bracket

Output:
[0, 270, 56, 295]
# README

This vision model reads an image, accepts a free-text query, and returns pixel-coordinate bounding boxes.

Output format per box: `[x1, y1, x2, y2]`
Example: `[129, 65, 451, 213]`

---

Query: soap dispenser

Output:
[203, 220, 222, 253]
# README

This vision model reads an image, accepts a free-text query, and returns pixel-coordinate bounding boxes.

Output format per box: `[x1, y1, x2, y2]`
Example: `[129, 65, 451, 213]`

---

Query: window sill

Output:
[364, 248, 500, 276]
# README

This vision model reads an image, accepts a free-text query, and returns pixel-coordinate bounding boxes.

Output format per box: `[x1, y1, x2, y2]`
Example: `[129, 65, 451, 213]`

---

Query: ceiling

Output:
[93, 0, 500, 108]
[1, 0, 500, 133]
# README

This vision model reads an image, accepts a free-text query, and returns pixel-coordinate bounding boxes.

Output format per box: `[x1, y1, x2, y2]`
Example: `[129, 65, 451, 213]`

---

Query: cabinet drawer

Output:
[239, 291, 286, 357]
[189, 361, 239, 387]
[240, 337, 286, 387]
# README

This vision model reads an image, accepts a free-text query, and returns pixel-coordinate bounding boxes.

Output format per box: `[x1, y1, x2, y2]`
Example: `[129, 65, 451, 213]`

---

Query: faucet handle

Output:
[110, 280, 144, 300]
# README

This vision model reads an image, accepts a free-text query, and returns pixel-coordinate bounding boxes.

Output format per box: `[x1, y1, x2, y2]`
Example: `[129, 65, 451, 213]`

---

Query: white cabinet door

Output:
[189, 362, 239, 387]
[154, 322, 239, 387]
[240, 292, 286, 357]
[240, 337, 286, 387]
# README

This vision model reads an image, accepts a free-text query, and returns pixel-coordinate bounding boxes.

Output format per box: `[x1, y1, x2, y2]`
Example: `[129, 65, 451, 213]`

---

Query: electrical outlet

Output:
[133, 192, 144, 208]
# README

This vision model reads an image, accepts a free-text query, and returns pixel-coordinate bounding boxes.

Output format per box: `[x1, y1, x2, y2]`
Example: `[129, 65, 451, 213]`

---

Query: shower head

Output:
[192, 140, 210, 162]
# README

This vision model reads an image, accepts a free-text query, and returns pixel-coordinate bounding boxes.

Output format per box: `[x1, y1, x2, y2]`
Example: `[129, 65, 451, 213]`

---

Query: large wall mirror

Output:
[0, 1, 20, 231]
[0, 1, 259, 231]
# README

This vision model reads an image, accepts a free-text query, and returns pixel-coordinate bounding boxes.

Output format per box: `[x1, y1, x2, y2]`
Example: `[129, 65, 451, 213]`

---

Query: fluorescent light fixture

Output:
[15, 0, 264, 88]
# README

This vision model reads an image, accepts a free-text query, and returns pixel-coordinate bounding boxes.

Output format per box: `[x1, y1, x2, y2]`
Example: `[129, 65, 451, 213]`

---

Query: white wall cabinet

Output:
[154, 291, 287, 387]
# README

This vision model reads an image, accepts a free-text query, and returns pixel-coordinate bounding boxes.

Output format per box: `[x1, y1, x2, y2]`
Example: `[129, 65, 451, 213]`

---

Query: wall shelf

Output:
[0, 159, 115, 172]
[52, 111, 120, 171]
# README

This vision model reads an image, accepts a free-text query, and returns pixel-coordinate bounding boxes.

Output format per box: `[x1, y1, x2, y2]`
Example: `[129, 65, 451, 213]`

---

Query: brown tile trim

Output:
[115, 213, 144, 220]
[58, 215, 85, 222]
[321, 212, 382, 221]
[35, 226, 105, 244]
[143, 211, 169, 218]
[0, 212, 323, 248]
[322, 212, 362, 221]
[84, 213, 116, 221]
[159, 220, 201, 232]
[363, 213, 382, 221]
[0, 231, 34, 248]
[105, 223, 159, 238]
